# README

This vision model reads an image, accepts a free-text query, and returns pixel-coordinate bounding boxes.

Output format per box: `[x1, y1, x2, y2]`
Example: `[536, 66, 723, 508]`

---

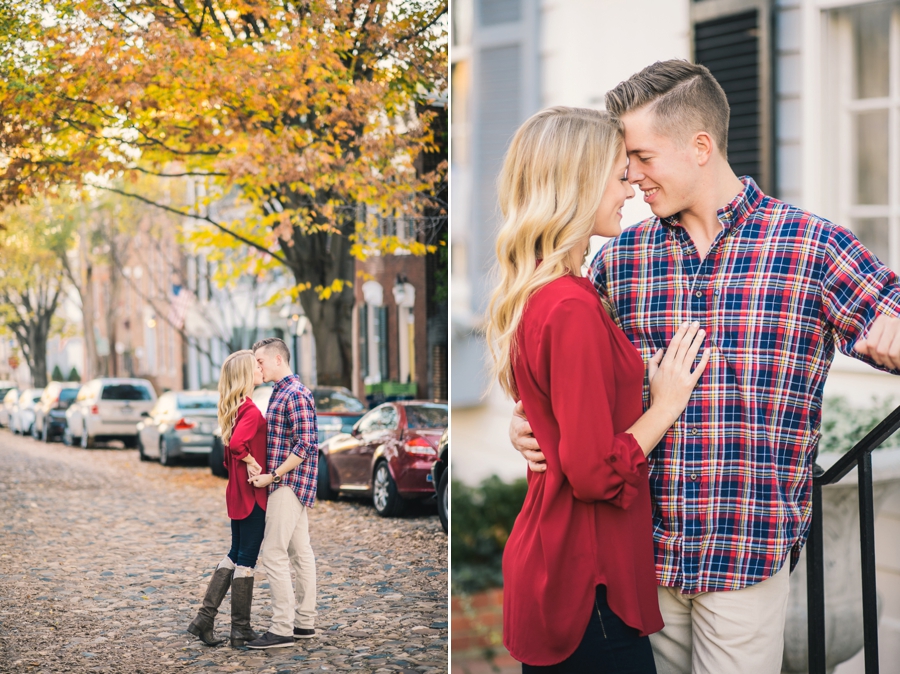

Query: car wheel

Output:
[80, 424, 94, 450]
[209, 438, 227, 478]
[159, 438, 176, 466]
[437, 468, 448, 534]
[372, 461, 405, 517]
[317, 452, 335, 501]
[137, 436, 150, 462]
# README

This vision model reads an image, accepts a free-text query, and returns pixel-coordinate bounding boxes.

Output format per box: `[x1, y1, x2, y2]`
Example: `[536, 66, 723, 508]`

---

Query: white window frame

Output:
[830, 3, 900, 269]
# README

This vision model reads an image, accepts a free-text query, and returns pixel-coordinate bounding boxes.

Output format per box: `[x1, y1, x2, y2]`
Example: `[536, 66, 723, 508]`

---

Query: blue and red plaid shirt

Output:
[590, 177, 900, 593]
[265, 374, 318, 508]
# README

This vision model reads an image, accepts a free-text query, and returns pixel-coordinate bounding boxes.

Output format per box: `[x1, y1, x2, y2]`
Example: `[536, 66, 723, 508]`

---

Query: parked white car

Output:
[0, 387, 19, 428]
[10, 388, 44, 435]
[65, 378, 157, 449]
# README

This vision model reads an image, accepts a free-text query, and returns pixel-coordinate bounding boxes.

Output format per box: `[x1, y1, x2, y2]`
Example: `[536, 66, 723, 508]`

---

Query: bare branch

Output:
[91, 184, 289, 266]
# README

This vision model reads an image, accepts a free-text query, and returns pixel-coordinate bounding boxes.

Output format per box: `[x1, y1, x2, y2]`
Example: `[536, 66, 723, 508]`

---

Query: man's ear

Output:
[694, 131, 714, 166]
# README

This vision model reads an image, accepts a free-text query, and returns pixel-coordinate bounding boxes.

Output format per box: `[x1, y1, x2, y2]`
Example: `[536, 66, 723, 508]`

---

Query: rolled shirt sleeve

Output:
[541, 298, 648, 509]
[821, 223, 900, 372]
[227, 404, 259, 462]
[286, 389, 318, 460]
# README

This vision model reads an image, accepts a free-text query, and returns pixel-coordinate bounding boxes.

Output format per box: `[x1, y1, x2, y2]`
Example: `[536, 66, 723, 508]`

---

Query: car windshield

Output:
[101, 384, 153, 401]
[59, 388, 79, 402]
[405, 405, 448, 429]
[314, 388, 365, 413]
[31, 394, 42, 403]
[177, 394, 218, 410]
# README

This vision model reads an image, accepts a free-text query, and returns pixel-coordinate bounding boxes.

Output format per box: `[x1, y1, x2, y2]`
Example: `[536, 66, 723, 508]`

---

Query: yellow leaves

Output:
[314, 278, 351, 301]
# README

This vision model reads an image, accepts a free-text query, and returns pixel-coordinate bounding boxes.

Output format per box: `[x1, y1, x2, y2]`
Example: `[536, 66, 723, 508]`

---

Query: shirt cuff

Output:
[605, 433, 649, 486]
[229, 444, 251, 462]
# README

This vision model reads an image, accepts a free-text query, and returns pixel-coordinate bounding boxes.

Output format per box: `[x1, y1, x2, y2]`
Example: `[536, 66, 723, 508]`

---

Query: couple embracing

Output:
[488, 60, 900, 673]
[187, 337, 317, 650]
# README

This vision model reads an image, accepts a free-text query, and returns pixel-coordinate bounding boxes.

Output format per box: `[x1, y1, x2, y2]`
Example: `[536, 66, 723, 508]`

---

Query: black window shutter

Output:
[694, 10, 761, 183]
[359, 304, 368, 378]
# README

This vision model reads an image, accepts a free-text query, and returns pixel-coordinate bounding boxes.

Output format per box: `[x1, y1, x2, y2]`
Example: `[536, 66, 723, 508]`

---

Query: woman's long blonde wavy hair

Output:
[218, 350, 256, 446]
[487, 106, 624, 399]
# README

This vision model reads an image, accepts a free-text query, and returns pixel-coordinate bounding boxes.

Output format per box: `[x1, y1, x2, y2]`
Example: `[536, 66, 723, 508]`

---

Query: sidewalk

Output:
[0, 430, 448, 672]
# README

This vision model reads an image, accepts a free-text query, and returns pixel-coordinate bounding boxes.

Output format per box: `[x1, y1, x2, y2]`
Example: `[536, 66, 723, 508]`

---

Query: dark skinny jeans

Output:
[522, 585, 657, 674]
[227, 503, 266, 568]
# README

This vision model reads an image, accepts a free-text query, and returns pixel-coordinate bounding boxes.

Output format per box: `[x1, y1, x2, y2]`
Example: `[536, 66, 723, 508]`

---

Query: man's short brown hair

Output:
[605, 60, 730, 156]
[252, 337, 291, 365]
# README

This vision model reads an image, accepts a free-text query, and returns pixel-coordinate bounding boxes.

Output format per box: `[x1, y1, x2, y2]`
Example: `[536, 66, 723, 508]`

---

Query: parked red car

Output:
[318, 400, 448, 517]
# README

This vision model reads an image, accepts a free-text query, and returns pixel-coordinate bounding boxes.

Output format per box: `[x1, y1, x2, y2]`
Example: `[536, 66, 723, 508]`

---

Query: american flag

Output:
[168, 285, 194, 330]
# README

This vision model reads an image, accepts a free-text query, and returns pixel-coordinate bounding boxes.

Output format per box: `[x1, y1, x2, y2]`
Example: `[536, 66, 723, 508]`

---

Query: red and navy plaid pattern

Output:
[265, 374, 319, 508]
[590, 177, 900, 593]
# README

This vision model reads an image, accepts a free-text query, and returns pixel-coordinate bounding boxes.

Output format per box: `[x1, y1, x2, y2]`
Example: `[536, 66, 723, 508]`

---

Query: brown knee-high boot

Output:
[229, 575, 258, 648]
[187, 566, 234, 646]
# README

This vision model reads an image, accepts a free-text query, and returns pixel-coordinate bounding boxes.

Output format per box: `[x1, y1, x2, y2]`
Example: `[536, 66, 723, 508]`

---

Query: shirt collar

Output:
[272, 373, 298, 392]
[660, 175, 764, 232]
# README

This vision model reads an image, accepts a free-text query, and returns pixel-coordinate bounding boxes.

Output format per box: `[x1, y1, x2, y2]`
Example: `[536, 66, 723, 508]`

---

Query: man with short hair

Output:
[511, 59, 900, 673]
[245, 337, 318, 649]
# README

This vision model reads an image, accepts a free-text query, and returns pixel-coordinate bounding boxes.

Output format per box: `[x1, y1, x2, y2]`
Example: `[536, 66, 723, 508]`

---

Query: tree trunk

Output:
[29, 323, 49, 389]
[79, 221, 100, 381]
[279, 198, 357, 389]
[299, 287, 354, 387]
[11, 313, 52, 389]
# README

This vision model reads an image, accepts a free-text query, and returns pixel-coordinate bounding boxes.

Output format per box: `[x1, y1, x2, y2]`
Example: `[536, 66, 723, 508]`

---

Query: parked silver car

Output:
[0, 386, 19, 428]
[10, 388, 44, 435]
[33, 382, 81, 442]
[136, 390, 220, 466]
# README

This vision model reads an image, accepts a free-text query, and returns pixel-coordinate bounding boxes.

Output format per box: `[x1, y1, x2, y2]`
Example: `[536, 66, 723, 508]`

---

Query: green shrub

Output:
[51, 365, 64, 381]
[450, 475, 528, 594]
[819, 396, 900, 453]
[67, 367, 81, 382]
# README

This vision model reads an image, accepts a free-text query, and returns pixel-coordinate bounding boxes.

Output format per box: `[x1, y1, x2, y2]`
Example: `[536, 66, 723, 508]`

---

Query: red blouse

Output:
[502, 275, 663, 666]
[225, 398, 268, 520]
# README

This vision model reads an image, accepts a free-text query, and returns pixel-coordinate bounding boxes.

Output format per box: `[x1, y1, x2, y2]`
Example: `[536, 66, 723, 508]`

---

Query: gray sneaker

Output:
[246, 631, 294, 649]
[293, 627, 316, 639]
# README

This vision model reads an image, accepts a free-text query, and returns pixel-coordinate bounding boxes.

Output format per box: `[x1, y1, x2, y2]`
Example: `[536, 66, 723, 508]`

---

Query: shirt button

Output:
[690, 428, 699, 436]
[690, 473, 698, 481]
[695, 291, 703, 298]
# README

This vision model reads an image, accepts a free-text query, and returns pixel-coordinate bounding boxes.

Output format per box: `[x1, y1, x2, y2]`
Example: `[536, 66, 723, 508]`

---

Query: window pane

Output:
[101, 384, 153, 401]
[855, 110, 889, 205]
[405, 404, 449, 429]
[853, 218, 890, 267]
[853, 3, 891, 99]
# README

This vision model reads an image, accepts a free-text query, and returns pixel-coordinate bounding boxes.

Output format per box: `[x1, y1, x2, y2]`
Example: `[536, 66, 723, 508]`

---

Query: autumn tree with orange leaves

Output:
[0, 0, 447, 387]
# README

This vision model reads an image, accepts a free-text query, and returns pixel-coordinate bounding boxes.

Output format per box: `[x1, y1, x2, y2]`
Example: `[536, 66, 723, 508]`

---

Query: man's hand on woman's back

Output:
[510, 401, 547, 473]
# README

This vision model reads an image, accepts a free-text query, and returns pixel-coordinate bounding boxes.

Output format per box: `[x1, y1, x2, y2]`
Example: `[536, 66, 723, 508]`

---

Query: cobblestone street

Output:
[0, 429, 448, 673]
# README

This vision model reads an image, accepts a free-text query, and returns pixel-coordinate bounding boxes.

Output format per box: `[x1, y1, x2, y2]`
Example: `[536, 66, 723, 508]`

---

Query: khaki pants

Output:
[650, 561, 791, 674]
[260, 487, 317, 636]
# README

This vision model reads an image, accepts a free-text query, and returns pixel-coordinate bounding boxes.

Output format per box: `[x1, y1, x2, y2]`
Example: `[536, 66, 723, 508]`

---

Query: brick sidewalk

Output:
[0, 430, 448, 672]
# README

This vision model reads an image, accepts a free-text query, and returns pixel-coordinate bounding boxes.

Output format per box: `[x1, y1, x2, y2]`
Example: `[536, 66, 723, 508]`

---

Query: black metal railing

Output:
[807, 404, 900, 674]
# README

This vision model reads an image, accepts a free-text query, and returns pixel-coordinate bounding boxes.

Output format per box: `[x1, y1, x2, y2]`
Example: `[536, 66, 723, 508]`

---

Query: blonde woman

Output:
[187, 350, 267, 648]
[487, 107, 710, 672]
